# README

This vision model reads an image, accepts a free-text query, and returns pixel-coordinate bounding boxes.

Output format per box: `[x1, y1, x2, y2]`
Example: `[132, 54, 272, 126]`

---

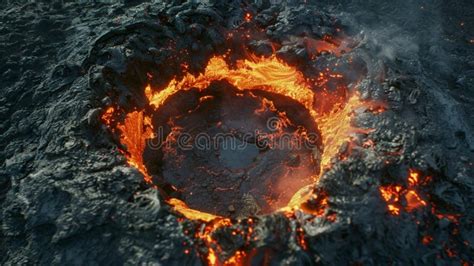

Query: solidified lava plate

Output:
[1, 1, 473, 265]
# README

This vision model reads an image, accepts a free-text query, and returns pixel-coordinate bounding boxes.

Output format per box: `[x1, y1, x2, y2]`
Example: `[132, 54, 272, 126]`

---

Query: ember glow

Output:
[379, 169, 465, 221]
[378, 168, 467, 262]
[379, 169, 429, 215]
[379, 185, 403, 215]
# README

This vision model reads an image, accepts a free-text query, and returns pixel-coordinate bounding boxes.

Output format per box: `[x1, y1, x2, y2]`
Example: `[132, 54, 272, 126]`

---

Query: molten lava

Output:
[379, 169, 440, 216]
[117, 111, 155, 184]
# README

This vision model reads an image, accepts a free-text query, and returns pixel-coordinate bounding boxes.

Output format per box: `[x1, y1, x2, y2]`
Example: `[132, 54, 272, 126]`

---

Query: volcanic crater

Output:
[144, 80, 322, 218]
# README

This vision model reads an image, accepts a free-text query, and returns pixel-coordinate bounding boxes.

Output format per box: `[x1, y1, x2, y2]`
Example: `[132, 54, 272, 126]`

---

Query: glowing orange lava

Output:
[379, 185, 402, 215]
[168, 198, 219, 222]
[422, 235, 433, 245]
[113, 110, 155, 184]
[379, 169, 429, 215]
[101, 107, 115, 126]
[405, 190, 427, 212]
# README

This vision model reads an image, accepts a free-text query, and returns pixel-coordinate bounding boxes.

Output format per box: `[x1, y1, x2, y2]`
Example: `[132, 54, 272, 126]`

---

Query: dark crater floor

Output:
[146, 81, 319, 217]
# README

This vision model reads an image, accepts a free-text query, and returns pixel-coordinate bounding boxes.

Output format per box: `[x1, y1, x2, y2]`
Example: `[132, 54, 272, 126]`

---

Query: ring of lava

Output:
[102, 52, 371, 221]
